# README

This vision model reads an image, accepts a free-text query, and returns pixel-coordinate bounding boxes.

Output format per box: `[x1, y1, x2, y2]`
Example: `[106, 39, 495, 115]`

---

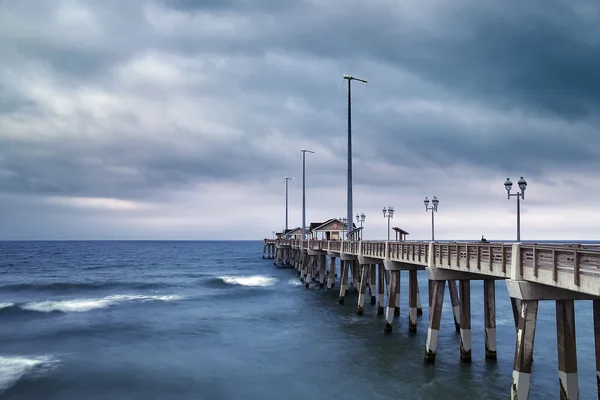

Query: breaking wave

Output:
[0, 294, 184, 314]
[217, 275, 278, 287]
[0, 281, 174, 293]
[0, 355, 59, 392]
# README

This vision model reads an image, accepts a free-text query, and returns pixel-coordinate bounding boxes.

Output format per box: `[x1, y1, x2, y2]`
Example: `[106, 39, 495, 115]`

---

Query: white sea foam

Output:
[219, 275, 278, 287]
[0, 303, 14, 310]
[21, 294, 184, 313]
[0, 355, 58, 392]
[287, 279, 302, 286]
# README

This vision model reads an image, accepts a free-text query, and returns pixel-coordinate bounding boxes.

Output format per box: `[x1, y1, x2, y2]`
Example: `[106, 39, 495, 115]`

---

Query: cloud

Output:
[0, 0, 599, 240]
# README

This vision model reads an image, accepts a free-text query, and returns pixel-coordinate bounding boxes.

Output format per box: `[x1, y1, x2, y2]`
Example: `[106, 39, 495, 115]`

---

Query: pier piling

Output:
[459, 280, 472, 363]
[377, 264, 385, 315]
[384, 271, 399, 333]
[357, 265, 368, 315]
[409, 270, 418, 333]
[425, 279, 445, 364]
[511, 300, 538, 400]
[448, 280, 461, 332]
[338, 260, 348, 304]
[483, 280, 497, 361]
[556, 300, 578, 400]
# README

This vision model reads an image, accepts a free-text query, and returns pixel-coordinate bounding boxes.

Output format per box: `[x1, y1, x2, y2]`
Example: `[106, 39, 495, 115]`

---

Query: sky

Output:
[1, 0, 600, 241]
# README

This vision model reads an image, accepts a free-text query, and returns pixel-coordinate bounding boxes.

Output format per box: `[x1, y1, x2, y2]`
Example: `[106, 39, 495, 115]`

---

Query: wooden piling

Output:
[448, 280, 461, 332]
[483, 280, 497, 361]
[305, 256, 314, 288]
[459, 280, 472, 363]
[327, 257, 336, 290]
[357, 265, 368, 315]
[409, 270, 418, 333]
[384, 271, 399, 333]
[377, 264, 385, 315]
[338, 260, 349, 304]
[425, 280, 445, 365]
[556, 300, 578, 400]
[511, 300, 538, 400]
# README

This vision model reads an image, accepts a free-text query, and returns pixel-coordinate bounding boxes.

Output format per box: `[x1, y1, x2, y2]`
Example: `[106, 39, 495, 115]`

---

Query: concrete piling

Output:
[416, 276, 423, 316]
[369, 265, 377, 305]
[318, 254, 326, 288]
[425, 279, 445, 365]
[511, 300, 538, 400]
[409, 270, 418, 333]
[377, 264, 385, 316]
[483, 280, 497, 361]
[394, 270, 401, 317]
[384, 271, 399, 333]
[459, 280, 472, 363]
[338, 260, 349, 304]
[327, 257, 336, 290]
[357, 265, 368, 315]
[448, 280, 461, 332]
[556, 300, 578, 400]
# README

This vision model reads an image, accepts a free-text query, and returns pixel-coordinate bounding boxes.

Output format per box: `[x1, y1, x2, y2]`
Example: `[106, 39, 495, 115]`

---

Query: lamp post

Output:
[343, 74, 367, 242]
[382, 206, 394, 241]
[301, 149, 314, 240]
[356, 213, 366, 228]
[424, 196, 440, 241]
[340, 217, 348, 240]
[504, 177, 528, 242]
[284, 176, 294, 232]
[272, 230, 275, 239]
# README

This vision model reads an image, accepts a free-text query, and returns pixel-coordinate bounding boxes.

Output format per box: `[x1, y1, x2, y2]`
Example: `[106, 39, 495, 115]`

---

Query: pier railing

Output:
[277, 239, 600, 296]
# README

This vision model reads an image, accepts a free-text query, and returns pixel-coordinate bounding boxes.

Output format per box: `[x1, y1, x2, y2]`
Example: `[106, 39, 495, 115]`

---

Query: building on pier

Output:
[309, 218, 355, 240]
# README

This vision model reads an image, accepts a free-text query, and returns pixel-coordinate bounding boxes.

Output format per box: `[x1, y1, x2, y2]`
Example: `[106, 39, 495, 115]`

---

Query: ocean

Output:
[0, 240, 597, 399]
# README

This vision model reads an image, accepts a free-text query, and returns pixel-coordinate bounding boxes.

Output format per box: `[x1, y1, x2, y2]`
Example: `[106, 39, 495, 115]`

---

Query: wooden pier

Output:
[264, 238, 600, 400]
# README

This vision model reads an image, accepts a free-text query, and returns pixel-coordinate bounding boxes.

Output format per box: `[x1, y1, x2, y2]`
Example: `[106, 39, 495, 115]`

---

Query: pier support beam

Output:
[483, 280, 497, 361]
[556, 300, 578, 400]
[409, 270, 418, 333]
[304, 256, 314, 288]
[425, 280, 445, 364]
[357, 265, 368, 315]
[511, 300, 538, 400]
[377, 264, 385, 315]
[384, 271, 399, 333]
[338, 260, 349, 304]
[327, 257, 336, 290]
[459, 280, 472, 363]
[448, 280, 461, 332]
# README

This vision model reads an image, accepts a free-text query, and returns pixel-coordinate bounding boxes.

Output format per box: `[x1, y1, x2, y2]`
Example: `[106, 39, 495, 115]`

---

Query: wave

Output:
[0, 294, 184, 314]
[0, 281, 175, 293]
[288, 279, 302, 286]
[0, 355, 59, 393]
[217, 275, 278, 287]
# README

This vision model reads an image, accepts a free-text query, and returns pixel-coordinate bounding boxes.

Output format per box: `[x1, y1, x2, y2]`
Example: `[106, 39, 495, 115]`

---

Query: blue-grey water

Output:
[0, 240, 597, 399]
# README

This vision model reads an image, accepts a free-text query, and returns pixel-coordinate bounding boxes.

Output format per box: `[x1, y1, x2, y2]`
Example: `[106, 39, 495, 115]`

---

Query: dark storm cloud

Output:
[1, 0, 600, 239]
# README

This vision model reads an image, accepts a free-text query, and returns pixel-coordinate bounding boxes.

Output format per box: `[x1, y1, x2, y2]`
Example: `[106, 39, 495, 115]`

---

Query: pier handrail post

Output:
[510, 243, 522, 281]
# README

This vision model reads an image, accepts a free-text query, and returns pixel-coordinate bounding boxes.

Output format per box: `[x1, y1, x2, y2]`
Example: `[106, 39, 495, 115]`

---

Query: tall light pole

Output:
[504, 177, 527, 242]
[284, 176, 294, 232]
[272, 230, 275, 239]
[356, 213, 366, 228]
[301, 149, 314, 240]
[424, 196, 440, 240]
[382, 206, 394, 241]
[343, 74, 367, 240]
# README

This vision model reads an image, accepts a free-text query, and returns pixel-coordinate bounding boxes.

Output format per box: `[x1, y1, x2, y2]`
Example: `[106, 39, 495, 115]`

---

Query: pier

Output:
[264, 237, 600, 400]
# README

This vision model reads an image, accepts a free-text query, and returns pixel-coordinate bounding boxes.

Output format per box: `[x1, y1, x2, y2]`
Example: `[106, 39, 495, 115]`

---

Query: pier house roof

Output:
[311, 218, 356, 232]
